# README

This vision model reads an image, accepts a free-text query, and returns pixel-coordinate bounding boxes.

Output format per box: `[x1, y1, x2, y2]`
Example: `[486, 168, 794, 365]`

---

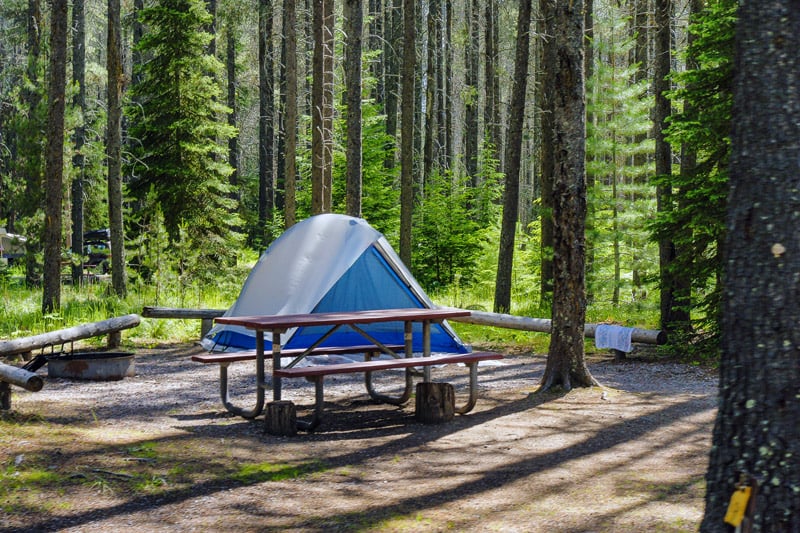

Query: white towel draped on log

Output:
[595, 324, 633, 353]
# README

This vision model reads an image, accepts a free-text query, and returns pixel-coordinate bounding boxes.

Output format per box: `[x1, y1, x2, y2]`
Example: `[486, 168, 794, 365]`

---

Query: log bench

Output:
[271, 351, 504, 431]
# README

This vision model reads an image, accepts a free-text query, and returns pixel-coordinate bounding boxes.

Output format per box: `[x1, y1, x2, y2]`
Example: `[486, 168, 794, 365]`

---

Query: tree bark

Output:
[107, 0, 126, 298]
[464, 0, 480, 186]
[701, 1, 800, 529]
[283, 0, 298, 228]
[399, 0, 416, 266]
[70, 0, 86, 286]
[311, 0, 334, 214]
[494, 0, 532, 314]
[259, 0, 275, 241]
[344, 0, 363, 218]
[42, 0, 68, 313]
[23, 0, 42, 289]
[322, 0, 335, 209]
[654, 0, 689, 332]
[484, 0, 502, 166]
[538, 0, 555, 306]
[368, 0, 384, 105]
[539, 0, 596, 392]
[423, 0, 440, 179]
[383, 0, 402, 169]
[443, 2, 453, 169]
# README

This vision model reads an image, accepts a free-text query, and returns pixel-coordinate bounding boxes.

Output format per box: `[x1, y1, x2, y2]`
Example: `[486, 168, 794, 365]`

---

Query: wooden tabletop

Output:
[214, 307, 471, 331]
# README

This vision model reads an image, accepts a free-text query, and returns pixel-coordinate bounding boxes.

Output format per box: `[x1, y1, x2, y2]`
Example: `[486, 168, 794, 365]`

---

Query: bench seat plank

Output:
[274, 351, 503, 431]
[192, 344, 404, 365]
[273, 352, 503, 378]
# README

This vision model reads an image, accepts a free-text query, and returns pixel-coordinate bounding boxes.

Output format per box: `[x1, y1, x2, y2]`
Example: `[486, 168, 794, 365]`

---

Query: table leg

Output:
[422, 320, 432, 381]
[271, 329, 282, 401]
[218, 332, 265, 419]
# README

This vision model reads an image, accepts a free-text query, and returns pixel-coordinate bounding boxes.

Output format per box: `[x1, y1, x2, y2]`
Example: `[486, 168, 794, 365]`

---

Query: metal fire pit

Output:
[47, 352, 135, 381]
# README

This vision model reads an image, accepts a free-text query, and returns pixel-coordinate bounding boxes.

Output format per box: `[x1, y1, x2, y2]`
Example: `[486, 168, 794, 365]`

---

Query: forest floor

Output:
[1, 342, 717, 532]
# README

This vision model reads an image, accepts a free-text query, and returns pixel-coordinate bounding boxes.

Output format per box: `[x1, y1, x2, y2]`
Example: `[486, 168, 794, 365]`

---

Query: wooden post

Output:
[415, 382, 455, 423]
[108, 331, 122, 348]
[1, 382, 10, 410]
[265, 400, 297, 436]
[200, 318, 214, 338]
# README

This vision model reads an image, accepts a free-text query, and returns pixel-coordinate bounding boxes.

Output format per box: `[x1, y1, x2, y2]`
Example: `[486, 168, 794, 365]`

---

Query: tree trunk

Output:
[23, 0, 42, 289]
[283, 0, 298, 228]
[107, 0, 126, 298]
[132, 0, 144, 88]
[368, 0, 384, 105]
[538, 0, 555, 307]
[494, 0, 532, 314]
[383, 0, 401, 169]
[423, 0, 439, 179]
[322, 0, 335, 210]
[539, 0, 596, 392]
[42, 0, 68, 313]
[227, 20, 240, 205]
[484, 0, 501, 165]
[311, 0, 334, 214]
[344, 0, 363, 218]
[583, 0, 594, 302]
[399, 0, 416, 266]
[654, 0, 688, 332]
[259, 0, 275, 241]
[464, 0, 480, 186]
[443, 2, 453, 169]
[702, 2, 800, 529]
[205, 0, 216, 57]
[70, 0, 86, 286]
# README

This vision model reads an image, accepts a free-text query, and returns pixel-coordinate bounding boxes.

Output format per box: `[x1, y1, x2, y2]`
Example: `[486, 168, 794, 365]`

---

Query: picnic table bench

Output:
[203, 308, 503, 432]
[272, 351, 503, 430]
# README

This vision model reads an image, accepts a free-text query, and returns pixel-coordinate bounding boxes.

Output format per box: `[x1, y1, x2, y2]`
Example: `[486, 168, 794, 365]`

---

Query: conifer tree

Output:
[650, 0, 735, 355]
[586, 13, 655, 306]
[127, 0, 239, 258]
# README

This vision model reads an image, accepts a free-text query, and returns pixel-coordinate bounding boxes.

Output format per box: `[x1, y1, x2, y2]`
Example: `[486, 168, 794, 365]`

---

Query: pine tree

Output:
[586, 12, 655, 307]
[650, 0, 735, 356]
[127, 0, 240, 258]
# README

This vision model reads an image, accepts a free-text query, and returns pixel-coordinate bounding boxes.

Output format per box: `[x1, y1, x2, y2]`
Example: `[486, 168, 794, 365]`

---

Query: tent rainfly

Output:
[202, 214, 469, 354]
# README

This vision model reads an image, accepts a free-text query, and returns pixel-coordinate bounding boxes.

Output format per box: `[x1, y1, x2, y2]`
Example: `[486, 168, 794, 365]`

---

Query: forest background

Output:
[0, 0, 732, 363]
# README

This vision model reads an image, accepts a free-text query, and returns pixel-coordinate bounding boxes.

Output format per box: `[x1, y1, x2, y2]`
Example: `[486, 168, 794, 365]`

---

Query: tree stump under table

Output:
[415, 382, 455, 423]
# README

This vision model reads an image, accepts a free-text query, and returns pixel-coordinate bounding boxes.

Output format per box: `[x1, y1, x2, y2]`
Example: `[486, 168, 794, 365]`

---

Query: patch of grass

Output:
[231, 460, 326, 484]
[126, 441, 159, 460]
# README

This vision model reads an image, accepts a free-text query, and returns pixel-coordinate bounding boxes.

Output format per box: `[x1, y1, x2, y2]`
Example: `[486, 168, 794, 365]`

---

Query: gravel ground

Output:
[2, 342, 718, 532]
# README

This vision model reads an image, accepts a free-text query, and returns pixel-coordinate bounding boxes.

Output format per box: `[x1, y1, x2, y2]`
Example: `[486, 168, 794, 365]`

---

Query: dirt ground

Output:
[1, 342, 717, 532]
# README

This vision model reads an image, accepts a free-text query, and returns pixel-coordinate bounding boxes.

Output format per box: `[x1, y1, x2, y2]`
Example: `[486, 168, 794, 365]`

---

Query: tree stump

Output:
[415, 382, 455, 423]
[1, 382, 11, 411]
[264, 400, 297, 436]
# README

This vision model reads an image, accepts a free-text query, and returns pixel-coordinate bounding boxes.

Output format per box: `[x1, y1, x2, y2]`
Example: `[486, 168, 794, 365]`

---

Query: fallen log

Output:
[448, 310, 666, 345]
[139, 307, 667, 346]
[141, 307, 225, 338]
[0, 362, 44, 391]
[0, 314, 141, 357]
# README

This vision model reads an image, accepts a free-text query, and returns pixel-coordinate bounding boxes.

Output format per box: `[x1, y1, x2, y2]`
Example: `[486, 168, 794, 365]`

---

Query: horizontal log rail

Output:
[447, 310, 667, 345]
[0, 314, 141, 358]
[141, 306, 224, 338]
[142, 307, 666, 346]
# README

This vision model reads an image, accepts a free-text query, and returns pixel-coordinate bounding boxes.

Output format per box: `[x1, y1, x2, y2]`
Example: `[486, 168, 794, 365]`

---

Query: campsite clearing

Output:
[1, 342, 716, 532]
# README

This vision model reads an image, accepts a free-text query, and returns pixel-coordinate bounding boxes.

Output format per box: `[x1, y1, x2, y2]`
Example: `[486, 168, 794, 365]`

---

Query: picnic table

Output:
[208, 308, 502, 430]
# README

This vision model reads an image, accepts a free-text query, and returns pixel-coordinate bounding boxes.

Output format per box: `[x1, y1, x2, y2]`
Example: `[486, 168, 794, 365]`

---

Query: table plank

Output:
[214, 307, 470, 330]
